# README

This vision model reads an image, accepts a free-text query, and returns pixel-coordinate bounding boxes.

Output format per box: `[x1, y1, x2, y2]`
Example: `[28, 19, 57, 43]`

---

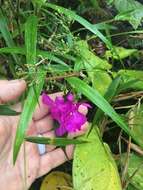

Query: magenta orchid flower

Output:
[42, 93, 90, 136]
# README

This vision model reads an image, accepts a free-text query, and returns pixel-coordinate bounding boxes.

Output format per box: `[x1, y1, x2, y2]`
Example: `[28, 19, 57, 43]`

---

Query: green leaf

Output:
[127, 184, 138, 190]
[32, 0, 46, 8]
[94, 76, 121, 125]
[0, 47, 69, 67]
[0, 10, 19, 76]
[25, 136, 88, 146]
[0, 105, 20, 116]
[92, 70, 112, 95]
[13, 15, 46, 164]
[128, 104, 143, 146]
[105, 46, 137, 60]
[114, 0, 143, 29]
[45, 3, 112, 49]
[13, 71, 46, 164]
[67, 77, 143, 148]
[25, 15, 38, 66]
[75, 41, 112, 71]
[121, 153, 143, 190]
[73, 127, 122, 190]
[0, 10, 15, 47]
[74, 40, 112, 93]
[118, 70, 143, 91]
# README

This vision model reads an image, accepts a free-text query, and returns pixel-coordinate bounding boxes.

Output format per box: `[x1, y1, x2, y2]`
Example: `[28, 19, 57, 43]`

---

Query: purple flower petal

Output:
[66, 111, 87, 133]
[55, 124, 67, 136]
[42, 93, 54, 107]
[42, 92, 89, 136]
[67, 93, 74, 102]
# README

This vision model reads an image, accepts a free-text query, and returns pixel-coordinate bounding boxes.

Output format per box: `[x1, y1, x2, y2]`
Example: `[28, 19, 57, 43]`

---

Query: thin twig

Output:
[121, 137, 143, 156]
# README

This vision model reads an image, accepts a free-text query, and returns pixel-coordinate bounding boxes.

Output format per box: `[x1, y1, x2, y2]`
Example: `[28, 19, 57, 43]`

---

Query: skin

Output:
[0, 79, 88, 190]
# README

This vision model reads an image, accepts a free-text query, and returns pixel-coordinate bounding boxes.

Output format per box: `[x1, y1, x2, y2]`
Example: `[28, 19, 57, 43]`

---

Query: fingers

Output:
[38, 145, 74, 177]
[33, 96, 49, 121]
[78, 105, 88, 115]
[67, 105, 89, 138]
[26, 117, 54, 139]
[42, 130, 56, 152]
[0, 79, 26, 104]
[68, 122, 89, 138]
[35, 115, 53, 134]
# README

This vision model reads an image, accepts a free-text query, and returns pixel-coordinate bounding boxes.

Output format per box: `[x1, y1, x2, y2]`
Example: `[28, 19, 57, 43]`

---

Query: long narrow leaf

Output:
[0, 10, 19, 75]
[25, 15, 37, 66]
[45, 3, 112, 49]
[13, 72, 46, 163]
[13, 15, 46, 164]
[25, 136, 88, 146]
[67, 77, 143, 148]
[0, 47, 69, 66]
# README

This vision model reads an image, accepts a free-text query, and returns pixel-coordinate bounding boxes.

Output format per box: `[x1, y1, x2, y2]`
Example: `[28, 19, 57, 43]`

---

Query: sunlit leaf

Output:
[40, 171, 72, 190]
[105, 46, 137, 60]
[114, 0, 143, 29]
[73, 127, 122, 190]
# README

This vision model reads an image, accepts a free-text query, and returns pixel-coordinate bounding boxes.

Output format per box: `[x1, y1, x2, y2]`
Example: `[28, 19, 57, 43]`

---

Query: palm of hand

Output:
[0, 108, 52, 190]
[0, 80, 87, 190]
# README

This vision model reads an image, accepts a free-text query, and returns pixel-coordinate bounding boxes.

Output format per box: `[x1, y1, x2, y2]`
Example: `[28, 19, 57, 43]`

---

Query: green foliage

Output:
[128, 104, 143, 146]
[74, 40, 112, 94]
[1, 0, 143, 189]
[93, 76, 121, 125]
[0, 10, 19, 76]
[105, 46, 137, 60]
[45, 3, 113, 49]
[0, 47, 69, 67]
[13, 15, 46, 164]
[67, 77, 143, 148]
[121, 153, 143, 189]
[25, 136, 88, 146]
[0, 105, 20, 116]
[114, 0, 143, 29]
[73, 127, 122, 190]
[118, 70, 143, 91]
[32, 0, 46, 8]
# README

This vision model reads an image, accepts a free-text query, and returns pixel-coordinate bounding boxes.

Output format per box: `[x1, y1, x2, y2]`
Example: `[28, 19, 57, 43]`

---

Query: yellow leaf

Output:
[40, 171, 72, 190]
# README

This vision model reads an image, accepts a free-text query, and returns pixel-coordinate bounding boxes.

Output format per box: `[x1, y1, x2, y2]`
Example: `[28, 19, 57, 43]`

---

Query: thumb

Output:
[0, 79, 26, 103]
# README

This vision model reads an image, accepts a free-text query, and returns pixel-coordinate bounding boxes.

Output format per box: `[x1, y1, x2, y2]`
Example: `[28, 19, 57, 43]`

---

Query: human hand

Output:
[0, 79, 88, 190]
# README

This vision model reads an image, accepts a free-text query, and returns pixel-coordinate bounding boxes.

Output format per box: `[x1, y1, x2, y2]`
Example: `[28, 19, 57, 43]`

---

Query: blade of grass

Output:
[45, 3, 112, 49]
[67, 77, 143, 148]
[0, 10, 19, 76]
[13, 15, 46, 164]
[25, 136, 88, 146]
[13, 73, 46, 164]
[0, 47, 69, 66]
[25, 15, 37, 67]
